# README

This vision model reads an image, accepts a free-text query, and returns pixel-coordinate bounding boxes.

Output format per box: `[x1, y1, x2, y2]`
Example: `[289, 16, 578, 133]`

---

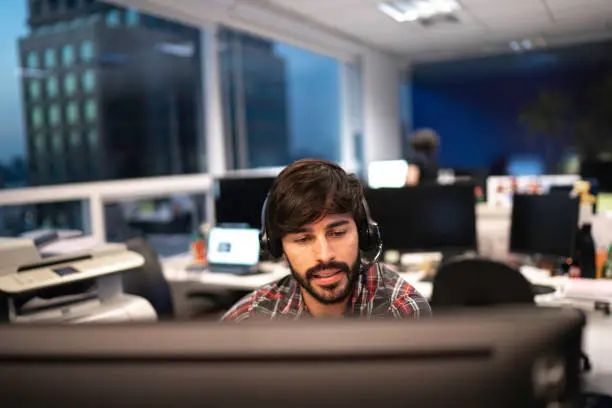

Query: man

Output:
[221, 159, 431, 321]
[406, 128, 440, 185]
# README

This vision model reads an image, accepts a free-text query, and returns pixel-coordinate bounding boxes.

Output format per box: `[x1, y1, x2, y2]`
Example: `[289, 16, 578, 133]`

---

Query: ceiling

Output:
[251, 0, 612, 61]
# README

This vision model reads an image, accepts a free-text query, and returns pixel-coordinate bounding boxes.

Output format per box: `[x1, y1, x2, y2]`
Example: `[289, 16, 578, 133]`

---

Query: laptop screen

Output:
[207, 228, 260, 266]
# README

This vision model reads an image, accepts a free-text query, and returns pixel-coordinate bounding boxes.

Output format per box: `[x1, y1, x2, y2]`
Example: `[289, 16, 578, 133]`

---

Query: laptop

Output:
[207, 227, 261, 275]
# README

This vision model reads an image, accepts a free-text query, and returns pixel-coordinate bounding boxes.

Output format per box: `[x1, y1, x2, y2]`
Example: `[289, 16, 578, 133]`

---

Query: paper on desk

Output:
[40, 236, 103, 256]
[563, 279, 612, 300]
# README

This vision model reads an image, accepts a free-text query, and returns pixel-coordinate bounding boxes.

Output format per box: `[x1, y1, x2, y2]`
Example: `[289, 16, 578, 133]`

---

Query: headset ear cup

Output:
[359, 223, 373, 252]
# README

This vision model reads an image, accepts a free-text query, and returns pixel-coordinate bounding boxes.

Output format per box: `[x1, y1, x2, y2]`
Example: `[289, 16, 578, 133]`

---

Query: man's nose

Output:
[313, 235, 335, 263]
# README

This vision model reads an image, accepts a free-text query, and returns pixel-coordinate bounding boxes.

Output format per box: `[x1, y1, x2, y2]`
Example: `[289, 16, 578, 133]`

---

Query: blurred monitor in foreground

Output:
[0, 308, 584, 408]
[367, 160, 409, 188]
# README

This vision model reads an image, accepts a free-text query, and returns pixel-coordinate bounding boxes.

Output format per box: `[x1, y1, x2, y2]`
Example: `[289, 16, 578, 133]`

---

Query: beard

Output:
[287, 255, 362, 305]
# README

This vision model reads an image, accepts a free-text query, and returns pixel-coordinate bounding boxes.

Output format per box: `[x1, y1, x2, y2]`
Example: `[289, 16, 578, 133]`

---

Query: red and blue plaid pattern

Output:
[221, 263, 432, 321]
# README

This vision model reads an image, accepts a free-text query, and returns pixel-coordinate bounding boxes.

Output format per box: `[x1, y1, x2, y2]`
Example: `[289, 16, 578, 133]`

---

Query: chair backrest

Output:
[430, 257, 534, 308]
[122, 237, 175, 319]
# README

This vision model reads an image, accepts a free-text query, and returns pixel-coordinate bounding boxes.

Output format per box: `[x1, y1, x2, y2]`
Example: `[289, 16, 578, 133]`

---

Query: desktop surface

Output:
[0, 307, 584, 408]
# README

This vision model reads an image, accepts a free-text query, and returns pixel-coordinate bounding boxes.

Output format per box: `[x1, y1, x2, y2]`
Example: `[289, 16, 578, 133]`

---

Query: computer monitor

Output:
[364, 184, 477, 253]
[0, 307, 584, 408]
[510, 194, 580, 258]
[214, 176, 275, 229]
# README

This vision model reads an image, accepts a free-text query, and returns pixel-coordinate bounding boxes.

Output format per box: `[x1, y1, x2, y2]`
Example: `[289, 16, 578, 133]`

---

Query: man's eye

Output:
[329, 230, 346, 238]
[294, 236, 310, 243]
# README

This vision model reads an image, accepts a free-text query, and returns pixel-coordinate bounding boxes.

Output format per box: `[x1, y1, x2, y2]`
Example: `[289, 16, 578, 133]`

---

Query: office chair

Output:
[430, 257, 534, 307]
[430, 257, 592, 372]
[122, 237, 175, 319]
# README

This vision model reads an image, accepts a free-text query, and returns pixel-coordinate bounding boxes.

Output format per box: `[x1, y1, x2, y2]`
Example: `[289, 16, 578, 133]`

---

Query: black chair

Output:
[430, 257, 592, 373]
[430, 257, 534, 308]
[122, 237, 175, 319]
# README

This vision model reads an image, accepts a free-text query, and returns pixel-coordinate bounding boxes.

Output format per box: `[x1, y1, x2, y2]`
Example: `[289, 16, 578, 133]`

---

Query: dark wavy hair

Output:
[265, 159, 366, 241]
[410, 128, 440, 156]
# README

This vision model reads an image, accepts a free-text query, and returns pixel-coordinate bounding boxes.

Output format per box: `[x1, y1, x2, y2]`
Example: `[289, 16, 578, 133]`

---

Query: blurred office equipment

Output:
[486, 175, 580, 207]
[506, 154, 545, 176]
[20, 229, 83, 249]
[581, 159, 612, 192]
[122, 237, 175, 319]
[0, 307, 585, 408]
[510, 194, 579, 261]
[364, 184, 477, 257]
[430, 257, 536, 307]
[367, 160, 409, 188]
[214, 176, 275, 229]
[0, 238, 156, 324]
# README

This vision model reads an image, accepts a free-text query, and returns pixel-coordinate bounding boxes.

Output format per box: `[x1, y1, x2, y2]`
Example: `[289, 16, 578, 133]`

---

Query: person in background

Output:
[221, 159, 431, 321]
[406, 128, 440, 185]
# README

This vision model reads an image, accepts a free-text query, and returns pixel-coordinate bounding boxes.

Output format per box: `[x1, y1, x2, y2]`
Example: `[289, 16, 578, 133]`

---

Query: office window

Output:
[34, 133, 46, 153]
[51, 132, 63, 153]
[28, 81, 41, 100]
[66, 102, 79, 124]
[48, 105, 61, 126]
[26, 51, 38, 69]
[84, 99, 97, 122]
[0, 1, 206, 239]
[70, 18, 86, 29]
[62, 45, 75, 67]
[54, 22, 68, 33]
[32, 0, 42, 15]
[46, 77, 59, 99]
[106, 10, 121, 27]
[69, 131, 80, 148]
[80, 40, 94, 62]
[49, 0, 60, 12]
[44, 48, 56, 69]
[87, 13, 102, 25]
[64, 73, 77, 95]
[126, 9, 140, 26]
[31, 106, 44, 129]
[87, 129, 98, 149]
[82, 69, 95, 92]
[218, 27, 341, 169]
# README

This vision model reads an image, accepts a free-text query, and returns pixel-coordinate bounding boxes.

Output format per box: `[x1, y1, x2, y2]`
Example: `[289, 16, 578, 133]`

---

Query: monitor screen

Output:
[207, 227, 260, 266]
[364, 184, 477, 253]
[510, 194, 579, 258]
[0, 308, 584, 408]
[507, 154, 545, 176]
[214, 177, 275, 229]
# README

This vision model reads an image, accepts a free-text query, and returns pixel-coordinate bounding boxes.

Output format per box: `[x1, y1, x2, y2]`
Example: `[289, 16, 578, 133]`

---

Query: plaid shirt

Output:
[221, 263, 432, 321]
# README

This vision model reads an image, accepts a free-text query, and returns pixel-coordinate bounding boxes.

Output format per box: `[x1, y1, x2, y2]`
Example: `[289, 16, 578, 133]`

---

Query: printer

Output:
[0, 238, 157, 324]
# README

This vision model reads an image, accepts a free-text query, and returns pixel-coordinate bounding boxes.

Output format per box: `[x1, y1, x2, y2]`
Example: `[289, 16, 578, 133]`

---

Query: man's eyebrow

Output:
[326, 220, 349, 230]
[288, 227, 311, 234]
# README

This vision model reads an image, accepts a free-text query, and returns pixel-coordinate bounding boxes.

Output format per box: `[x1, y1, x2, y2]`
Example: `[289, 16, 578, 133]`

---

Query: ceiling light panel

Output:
[378, 0, 461, 23]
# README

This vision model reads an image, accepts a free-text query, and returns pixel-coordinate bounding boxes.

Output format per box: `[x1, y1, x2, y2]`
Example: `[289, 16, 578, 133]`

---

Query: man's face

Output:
[281, 213, 361, 305]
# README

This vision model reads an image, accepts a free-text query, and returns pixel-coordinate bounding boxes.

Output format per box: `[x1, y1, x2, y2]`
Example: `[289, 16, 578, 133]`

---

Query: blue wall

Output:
[411, 41, 612, 170]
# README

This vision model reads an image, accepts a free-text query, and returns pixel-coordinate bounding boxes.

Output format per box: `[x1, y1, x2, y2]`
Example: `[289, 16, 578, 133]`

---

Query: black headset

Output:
[259, 194, 383, 266]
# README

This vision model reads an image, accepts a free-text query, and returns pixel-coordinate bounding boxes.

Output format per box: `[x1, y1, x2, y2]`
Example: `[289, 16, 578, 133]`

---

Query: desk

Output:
[162, 254, 567, 303]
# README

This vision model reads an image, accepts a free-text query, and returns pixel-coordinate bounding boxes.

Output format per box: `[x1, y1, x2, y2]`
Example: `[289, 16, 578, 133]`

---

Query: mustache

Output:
[306, 261, 351, 279]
